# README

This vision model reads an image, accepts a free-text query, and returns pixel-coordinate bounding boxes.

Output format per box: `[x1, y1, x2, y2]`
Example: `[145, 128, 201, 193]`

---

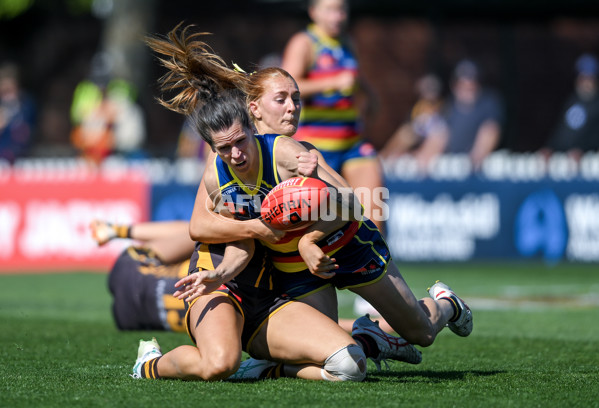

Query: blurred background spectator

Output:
[0, 61, 36, 163]
[1, 1, 599, 164]
[380, 73, 449, 171]
[442, 59, 504, 170]
[176, 114, 210, 161]
[380, 61, 504, 173]
[542, 53, 599, 161]
[281, 0, 385, 232]
[70, 52, 146, 166]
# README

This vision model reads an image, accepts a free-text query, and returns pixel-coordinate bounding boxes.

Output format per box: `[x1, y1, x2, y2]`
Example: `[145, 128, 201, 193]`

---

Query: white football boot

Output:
[352, 314, 422, 370]
[428, 281, 473, 337]
[131, 337, 162, 379]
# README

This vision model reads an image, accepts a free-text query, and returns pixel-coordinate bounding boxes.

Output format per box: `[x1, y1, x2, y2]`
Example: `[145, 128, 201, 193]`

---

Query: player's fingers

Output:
[187, 285, 207, 301]
[180, 286, 195, 301]
[317, 257, 337, 268]
[174, 275, 193, 288]
[314, 271, 336, 279]
[316, 262, 338, 272]
[183, 282, 202, 297]
[198, 270, 220, 282]
[175, 289, 191, 300]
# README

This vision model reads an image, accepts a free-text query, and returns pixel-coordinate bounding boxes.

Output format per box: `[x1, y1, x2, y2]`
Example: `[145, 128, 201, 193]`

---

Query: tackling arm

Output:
[275, 137, 361, 277]
[174, 239, 255, 301]
[188, 159, 284, 244]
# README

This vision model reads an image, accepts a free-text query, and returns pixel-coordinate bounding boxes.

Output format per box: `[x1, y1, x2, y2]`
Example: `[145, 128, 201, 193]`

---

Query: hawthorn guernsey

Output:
[260, 177, 329, 231]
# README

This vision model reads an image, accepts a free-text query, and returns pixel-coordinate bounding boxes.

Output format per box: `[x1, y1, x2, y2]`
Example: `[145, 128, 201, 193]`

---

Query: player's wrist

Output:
[248, 219, 268, 239]
[298, 234, 318, 250]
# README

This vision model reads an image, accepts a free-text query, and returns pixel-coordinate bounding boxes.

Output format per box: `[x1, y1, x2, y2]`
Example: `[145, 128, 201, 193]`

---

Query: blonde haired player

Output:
[128, 24, 422, 383]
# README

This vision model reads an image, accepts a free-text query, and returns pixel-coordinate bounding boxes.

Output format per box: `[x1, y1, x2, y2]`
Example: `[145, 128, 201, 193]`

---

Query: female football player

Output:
[129, 24, 421, 383]
[159, 26, 473, 358]
[280, 0, 386, 233]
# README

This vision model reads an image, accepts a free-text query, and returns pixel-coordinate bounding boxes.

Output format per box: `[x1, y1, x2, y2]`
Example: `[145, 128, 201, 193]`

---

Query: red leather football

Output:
[260, 177, 329, 231]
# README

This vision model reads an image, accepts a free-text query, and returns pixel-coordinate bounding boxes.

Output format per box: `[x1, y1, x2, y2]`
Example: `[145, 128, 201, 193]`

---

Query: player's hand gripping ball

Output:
[260, 177, 329, 231]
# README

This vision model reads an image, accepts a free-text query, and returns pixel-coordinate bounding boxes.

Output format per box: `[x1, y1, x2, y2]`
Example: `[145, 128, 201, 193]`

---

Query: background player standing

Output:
[281, 0, 386, 233]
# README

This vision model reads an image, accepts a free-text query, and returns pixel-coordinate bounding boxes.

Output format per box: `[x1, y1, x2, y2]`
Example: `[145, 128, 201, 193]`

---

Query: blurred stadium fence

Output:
[1, 151, 598, 272]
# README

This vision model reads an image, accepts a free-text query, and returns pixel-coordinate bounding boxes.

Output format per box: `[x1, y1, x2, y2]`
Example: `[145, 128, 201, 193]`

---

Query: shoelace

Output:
[371, 357, 391, 371]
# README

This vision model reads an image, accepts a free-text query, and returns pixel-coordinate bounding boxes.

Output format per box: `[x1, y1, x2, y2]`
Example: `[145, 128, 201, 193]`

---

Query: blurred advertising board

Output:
[385, 178, 599, 263]
[2, 153, 598, 272]
[0, 168, 149, 272]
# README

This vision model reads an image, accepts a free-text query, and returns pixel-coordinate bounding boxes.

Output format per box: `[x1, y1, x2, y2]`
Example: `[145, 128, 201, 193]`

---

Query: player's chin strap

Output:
[321, 344, 367, 382]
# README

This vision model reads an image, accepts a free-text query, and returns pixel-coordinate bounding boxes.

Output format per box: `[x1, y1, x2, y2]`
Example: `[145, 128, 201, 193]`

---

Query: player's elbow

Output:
[188, 218, 205, 242]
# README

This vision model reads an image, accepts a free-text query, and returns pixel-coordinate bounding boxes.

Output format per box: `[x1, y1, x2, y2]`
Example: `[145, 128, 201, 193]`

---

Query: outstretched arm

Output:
[173, 239, 255, 302]
[90, 219, 195, 264]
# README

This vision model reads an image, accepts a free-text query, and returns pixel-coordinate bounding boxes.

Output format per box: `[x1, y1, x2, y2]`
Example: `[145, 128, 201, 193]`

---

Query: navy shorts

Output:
[319, 140, 378, 174]
[276, 219, 390, 299]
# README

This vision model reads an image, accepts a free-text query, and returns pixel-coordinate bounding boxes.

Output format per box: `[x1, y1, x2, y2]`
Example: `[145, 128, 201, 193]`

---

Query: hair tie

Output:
[232, 62, 255, 75]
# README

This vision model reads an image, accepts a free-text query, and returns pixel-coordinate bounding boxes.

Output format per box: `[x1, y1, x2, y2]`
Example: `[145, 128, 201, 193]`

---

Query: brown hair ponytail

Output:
[145, 22, 250, 115]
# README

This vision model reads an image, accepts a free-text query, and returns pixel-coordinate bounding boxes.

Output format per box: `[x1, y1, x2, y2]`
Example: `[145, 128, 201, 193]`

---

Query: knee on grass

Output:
[204, 352, 242, 381]
[181, 352, 241, 381]
[322, 344, 367, 382]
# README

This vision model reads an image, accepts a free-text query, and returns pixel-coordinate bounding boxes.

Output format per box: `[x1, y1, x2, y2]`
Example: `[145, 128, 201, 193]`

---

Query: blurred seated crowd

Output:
[380, 54, 599, 175]
[2, 54, 599, 179]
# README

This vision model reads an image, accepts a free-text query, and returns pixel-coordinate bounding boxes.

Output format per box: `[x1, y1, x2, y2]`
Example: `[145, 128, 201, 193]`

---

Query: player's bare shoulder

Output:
[274, 136, 309, 178]
[202, 158, 220, 204]
[282, 32, 313, 73]
[284, 31, 311, 52]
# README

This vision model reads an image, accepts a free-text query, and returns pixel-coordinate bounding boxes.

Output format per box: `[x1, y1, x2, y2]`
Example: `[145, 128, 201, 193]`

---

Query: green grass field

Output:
[1, 262, 598, 407]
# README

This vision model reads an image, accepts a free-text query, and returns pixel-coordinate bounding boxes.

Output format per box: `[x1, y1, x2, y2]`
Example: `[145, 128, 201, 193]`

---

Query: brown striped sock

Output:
[262, 363, 285, 379]
[141, 356, 162, 379]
